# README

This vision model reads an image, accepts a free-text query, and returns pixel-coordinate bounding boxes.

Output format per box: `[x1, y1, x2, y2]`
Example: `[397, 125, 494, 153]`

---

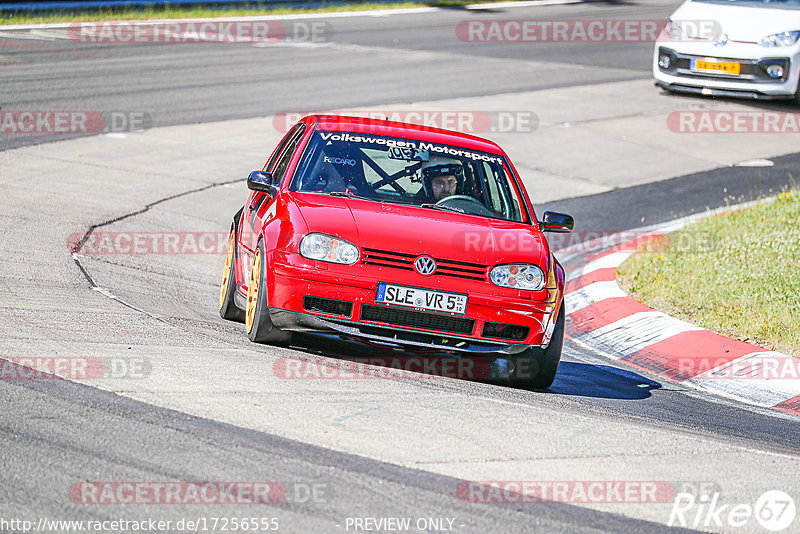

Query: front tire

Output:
[219, 227, 245, 322]
[508, 305, 565, 389]
[245, 240, 292, 345]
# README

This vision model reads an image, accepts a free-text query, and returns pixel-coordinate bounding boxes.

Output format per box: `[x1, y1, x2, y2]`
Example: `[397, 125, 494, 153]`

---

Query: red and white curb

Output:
[560, 199, 800, 417]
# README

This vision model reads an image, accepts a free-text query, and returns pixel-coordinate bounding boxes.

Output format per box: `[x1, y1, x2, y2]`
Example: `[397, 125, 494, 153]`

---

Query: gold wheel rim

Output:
[245, 249, 261, 333]
[219, 231, 235, 310]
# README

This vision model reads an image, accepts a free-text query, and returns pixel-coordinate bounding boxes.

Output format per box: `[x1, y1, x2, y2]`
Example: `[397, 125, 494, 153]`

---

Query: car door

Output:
[238, 123, 308, 291]
[240, 123, 307, 254]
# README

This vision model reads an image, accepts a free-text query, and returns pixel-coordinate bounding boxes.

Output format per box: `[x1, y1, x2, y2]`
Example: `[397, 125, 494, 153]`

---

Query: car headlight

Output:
[490, 264, 545, 291]
[760, 30, 800, 47]
[300, 233, 359, 265]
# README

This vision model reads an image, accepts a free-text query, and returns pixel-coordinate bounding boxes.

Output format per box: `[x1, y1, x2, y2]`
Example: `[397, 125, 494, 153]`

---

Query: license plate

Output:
[375, 283, 467, 315]
[692, 59, 741, 75]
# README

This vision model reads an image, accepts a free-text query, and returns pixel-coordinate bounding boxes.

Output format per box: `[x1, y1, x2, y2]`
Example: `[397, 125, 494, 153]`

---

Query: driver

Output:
[421, 164, 464, 202]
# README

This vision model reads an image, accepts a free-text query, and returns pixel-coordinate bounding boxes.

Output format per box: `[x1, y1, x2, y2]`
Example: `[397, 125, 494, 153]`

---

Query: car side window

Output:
[265, 126, 298, 173]
[503, 167, 526, 223]
[481, 162, 505, 213]
[271, 124, 307, 186]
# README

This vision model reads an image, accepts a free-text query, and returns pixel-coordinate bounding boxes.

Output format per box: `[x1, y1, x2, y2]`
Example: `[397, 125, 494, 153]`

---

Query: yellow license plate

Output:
[694, 59, 741, 75]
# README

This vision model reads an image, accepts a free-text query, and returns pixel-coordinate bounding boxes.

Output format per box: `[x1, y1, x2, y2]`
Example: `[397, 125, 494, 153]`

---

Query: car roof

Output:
[308, 114, 506, 156]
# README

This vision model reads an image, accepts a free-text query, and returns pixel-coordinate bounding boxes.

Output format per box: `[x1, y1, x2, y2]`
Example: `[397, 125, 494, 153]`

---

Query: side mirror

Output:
[247, 171, 278, 196]
[540, 211, 574, 233]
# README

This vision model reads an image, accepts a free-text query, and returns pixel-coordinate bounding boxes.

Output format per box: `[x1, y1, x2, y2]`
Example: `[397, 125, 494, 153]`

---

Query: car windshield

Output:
[291, 130, 526, 222]
[693, 0, 800, 9]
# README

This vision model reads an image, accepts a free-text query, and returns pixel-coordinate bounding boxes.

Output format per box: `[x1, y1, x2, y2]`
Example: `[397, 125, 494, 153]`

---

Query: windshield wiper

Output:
[420, 203, 466, 214]
[327, 191, 419, 206]
[326, 191, 374, 201]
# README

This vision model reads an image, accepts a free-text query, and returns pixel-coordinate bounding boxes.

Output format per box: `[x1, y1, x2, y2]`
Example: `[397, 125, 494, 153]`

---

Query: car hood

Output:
[671, 0, 800, 42]
[291, 193, 549, 266]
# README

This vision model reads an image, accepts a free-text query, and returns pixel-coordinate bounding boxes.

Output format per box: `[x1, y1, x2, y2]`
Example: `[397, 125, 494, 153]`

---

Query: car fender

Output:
[554, 257, 565, 297]
[538, 253, 565, 346]
[230, 205, 245, 295]
[260, 195, 309, 303]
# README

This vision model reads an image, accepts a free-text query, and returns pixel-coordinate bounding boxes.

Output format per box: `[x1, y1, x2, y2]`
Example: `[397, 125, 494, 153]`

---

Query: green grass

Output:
[617, 190, 800, 357]
[0, 1, 496, 25]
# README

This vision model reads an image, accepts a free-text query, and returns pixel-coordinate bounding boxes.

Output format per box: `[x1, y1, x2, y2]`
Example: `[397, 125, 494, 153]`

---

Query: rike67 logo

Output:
[669, 489, 796, 531]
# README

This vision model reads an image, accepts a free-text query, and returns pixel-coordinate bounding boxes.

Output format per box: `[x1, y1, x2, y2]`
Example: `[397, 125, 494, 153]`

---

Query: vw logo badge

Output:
[414, 256, 437, 276]
[714, 33, 728, 47]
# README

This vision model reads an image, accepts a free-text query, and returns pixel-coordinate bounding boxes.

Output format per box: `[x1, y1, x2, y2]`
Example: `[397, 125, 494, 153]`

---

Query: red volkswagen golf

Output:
[219, 115, 573, 387]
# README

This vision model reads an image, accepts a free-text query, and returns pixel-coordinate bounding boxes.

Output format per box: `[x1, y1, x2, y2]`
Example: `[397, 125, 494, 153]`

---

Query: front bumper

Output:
[654, 80, 794, 100]
[653, 45, 800, 99]
[269, 309, 530, 354]
[266, 252, 560, 353]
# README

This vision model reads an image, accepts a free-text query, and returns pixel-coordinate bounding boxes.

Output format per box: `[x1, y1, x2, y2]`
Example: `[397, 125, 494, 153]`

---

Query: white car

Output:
[654, 0, 800, 102]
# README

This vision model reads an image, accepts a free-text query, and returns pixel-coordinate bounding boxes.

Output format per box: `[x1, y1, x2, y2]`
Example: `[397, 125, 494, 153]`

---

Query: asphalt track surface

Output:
[1, 0, 674, 151]
[2, 1, 800, 533]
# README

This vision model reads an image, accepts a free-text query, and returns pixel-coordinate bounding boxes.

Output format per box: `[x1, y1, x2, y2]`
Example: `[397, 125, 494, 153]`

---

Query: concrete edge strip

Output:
[0, 0, 587, 31]
[562, 198, 800, 417]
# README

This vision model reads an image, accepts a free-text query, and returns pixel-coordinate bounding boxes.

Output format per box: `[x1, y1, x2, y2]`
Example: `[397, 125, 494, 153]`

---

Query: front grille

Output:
[658, 47, 789, 84]
[361, 248, 487, 281]
[361, 249, 415, 271]
[360, 304, 475, 335]
[303, 296, 353, 317]
[481, 321, 529, 341]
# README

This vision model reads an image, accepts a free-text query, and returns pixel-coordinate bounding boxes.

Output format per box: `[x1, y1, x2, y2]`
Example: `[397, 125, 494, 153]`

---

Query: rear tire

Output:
[508, 305, 565, 389]
[219, 227, 245, 322]
[245, 240, 292, 345]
